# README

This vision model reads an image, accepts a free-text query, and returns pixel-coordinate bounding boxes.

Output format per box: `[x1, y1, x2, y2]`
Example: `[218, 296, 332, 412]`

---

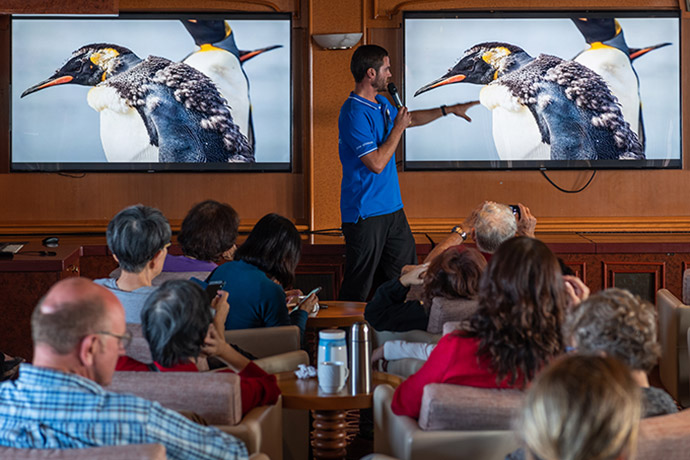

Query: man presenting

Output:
[338, 44, 478, 301]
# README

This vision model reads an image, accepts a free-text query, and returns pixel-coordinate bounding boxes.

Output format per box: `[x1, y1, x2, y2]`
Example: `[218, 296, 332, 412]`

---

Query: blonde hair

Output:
[519, 354, 641, 460]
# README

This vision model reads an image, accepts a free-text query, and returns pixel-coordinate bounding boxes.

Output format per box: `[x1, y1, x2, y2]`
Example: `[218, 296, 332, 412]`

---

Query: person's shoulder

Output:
[93, 277, 115, 288]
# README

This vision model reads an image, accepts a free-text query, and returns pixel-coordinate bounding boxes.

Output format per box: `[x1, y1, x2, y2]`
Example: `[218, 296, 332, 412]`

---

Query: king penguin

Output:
[414, 42, 644, 161]
[572, 17, 671, 148]
[181, 19, 282, 151]
[21, 43, 253, 163]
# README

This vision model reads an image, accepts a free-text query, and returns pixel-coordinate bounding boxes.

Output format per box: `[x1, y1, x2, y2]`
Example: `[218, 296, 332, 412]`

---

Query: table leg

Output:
[311, 409, 348, 459]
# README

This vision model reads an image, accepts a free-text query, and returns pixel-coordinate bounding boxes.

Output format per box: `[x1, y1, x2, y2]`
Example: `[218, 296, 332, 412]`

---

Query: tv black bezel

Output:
[402, 10, 682, 172]
[10, 12, 294, 173]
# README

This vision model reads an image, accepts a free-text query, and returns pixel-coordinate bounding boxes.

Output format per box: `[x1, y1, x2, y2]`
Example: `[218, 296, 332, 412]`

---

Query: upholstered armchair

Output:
[373, 383, 522, 460]
[108, 371, 281, 460]
[656, 288, 690, 407]
[0, 444, 167, 460]
[126, 323, 309, 375]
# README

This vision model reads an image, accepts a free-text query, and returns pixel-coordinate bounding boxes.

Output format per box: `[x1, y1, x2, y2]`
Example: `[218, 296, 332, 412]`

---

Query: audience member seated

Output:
[391, 237, 586, 419]
[207, 213, 318, 338]
[96, 205, 171, 323]
[510, 355, 641, 460]
[0, 278, 247, 459]
[116, 280, 280, 416]
[162, 199, 240, 274]
[365, 247, 486, 332]
[424, 201, 536, 265]
[567, 288, 677, 417]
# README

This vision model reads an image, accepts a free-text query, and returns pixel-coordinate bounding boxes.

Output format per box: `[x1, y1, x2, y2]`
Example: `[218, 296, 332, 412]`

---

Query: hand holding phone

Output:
[205, 280, 225, 304]
[290, 286, 321, 313]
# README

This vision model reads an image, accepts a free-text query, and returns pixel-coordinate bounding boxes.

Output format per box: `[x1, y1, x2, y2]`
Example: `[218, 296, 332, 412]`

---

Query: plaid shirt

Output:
[0, 364, 247, 460]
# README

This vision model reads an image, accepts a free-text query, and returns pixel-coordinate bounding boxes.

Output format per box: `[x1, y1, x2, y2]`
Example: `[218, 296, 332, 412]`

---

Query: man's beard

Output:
[373, 73, 388, 92]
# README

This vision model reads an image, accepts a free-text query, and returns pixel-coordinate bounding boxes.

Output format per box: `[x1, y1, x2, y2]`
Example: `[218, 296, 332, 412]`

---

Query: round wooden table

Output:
[276, 371, 401, 460]
[307, 300, 366, 329]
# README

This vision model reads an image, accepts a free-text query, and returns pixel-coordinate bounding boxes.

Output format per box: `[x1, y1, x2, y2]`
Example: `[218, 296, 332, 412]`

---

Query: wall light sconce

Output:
[312, 33, 363, 50]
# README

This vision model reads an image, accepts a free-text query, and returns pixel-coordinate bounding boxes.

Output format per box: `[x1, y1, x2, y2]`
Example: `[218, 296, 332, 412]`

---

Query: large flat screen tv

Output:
[11, 14, 292, 171]
[403, 11, 681, 170]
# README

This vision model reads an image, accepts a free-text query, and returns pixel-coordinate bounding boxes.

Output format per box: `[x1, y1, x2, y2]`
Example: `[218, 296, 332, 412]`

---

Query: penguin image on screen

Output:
[21, 43, 253, 163]
[572, 17, 671, 149]
[414, 42, 644, 161]
[181, 19, 282, 152]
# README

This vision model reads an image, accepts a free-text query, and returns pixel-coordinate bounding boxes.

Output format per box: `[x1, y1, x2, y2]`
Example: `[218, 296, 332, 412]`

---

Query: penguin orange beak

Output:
[414, 74, 466, 97]
[239, 45, 282, 63]
[21, 75, 74, 98]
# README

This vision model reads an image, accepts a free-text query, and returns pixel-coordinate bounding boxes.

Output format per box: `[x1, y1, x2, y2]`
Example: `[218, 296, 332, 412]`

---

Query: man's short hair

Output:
[141, 280, 213, 368]
[350, 45, 388, 83]
[32, 296, 109, 355]
[473, 202, 517, 253]
[567, 288, 660, 372]
[178, 200, 239, 262]
[106, 205, 172, 273]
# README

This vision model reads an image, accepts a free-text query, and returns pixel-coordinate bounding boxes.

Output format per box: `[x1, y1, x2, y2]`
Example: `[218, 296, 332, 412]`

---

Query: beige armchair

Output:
[108, 371, 281, 460]
[0, 444, 166, 460]
[637, 409, 690, 459]
[656, 289, 690, 407]
[126, 323, 308, 375]
[373, 383, 521, 460]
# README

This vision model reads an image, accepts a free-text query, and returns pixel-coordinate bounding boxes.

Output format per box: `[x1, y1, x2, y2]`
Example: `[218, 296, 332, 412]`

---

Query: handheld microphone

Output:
[387, 83, 404, 109]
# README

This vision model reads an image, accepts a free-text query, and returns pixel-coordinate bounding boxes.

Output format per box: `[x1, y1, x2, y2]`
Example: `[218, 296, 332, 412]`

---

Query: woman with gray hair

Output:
[567, 287, 677, 417]
[117, 279, 280, 416]
[95, 205, 172, 323]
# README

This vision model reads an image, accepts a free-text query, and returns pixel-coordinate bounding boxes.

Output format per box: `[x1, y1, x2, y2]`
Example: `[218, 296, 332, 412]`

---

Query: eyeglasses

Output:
[164, 242, 172, 250]
[95, 330, 132, 349]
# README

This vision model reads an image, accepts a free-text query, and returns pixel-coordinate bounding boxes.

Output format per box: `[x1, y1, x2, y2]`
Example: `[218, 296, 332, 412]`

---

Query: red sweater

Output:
[116, 356, 280, 416]
[391, 332, 522, 419]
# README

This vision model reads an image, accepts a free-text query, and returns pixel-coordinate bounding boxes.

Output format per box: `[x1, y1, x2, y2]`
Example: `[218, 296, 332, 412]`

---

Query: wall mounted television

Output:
[11, 13, 292, 172]
[403, 11, 681, 170]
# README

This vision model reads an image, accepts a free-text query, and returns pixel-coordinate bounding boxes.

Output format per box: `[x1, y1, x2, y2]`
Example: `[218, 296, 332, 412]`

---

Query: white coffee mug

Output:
[318, 361, 349, 393]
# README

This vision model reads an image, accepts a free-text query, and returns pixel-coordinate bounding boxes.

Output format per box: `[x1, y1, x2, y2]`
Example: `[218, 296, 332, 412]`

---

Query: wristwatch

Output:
[451, 225, 467, 241]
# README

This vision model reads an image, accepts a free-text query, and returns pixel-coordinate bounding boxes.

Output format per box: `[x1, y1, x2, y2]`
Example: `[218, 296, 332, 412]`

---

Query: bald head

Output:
[33, 278, 123, 355]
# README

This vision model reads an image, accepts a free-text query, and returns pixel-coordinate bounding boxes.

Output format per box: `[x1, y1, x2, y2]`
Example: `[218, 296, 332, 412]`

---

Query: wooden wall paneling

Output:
[603, 260, 666, 302]
[372, 0, 678, 19]
[560, 259, 587, 283]
[0, 0, 117, 14]
[0, 15, 8, 175]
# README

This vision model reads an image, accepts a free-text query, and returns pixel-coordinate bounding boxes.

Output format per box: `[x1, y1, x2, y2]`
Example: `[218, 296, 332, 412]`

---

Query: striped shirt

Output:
[0, 364, 247, 460]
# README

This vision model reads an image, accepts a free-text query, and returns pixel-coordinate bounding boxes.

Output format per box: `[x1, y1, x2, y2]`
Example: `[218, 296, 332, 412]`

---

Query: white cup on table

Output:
[318, 361, 349, 393]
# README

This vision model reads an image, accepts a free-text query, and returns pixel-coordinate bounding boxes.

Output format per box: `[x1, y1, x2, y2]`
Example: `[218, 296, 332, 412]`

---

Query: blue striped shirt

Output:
[0, 364, 247, 460]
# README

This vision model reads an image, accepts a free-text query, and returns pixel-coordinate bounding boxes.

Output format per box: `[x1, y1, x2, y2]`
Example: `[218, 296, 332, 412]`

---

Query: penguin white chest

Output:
[480, 84, 550, 161]
[184, 50, 250, 139]
[575, 47, 639, 135]
[87, 86, 158, 162]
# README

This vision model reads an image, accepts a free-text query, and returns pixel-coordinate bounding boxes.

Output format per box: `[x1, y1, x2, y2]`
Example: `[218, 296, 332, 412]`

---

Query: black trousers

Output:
[338, 209, 417, 301]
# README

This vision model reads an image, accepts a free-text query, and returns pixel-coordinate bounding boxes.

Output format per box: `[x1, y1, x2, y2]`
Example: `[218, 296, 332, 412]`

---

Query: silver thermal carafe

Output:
[349, 321, 372, 394]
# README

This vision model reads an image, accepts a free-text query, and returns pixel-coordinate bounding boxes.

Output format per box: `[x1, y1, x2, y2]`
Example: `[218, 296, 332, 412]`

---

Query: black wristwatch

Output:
[451, 225, 467, 241]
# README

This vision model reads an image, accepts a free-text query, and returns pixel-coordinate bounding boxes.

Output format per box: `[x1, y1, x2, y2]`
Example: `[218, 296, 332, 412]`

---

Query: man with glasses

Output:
[338, 44, 478, 301]
[0, 277, 248, 459]
[95, 204, 172, 323]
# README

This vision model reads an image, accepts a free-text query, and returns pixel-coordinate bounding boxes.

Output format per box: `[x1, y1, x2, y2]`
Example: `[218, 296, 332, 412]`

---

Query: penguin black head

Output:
[182, 19, 230, 47]
[414, 42, 529, 97]
[571, 18, 619, 44]
[21, 43, 140, 98]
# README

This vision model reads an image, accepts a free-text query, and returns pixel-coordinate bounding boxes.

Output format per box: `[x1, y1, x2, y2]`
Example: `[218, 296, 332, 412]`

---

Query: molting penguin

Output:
[414, 42, 644, 161]
[21, 43, 253, 163]
[572, 17, 671, 148]
[181, 19, 282, 151]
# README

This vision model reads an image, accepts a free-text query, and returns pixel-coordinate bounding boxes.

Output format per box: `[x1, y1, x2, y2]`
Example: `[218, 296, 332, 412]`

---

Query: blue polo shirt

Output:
[338, 92, 404, 223]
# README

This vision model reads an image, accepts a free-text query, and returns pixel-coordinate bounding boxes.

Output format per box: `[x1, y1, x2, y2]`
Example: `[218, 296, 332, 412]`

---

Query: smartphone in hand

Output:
[205, 280, 225, 303]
